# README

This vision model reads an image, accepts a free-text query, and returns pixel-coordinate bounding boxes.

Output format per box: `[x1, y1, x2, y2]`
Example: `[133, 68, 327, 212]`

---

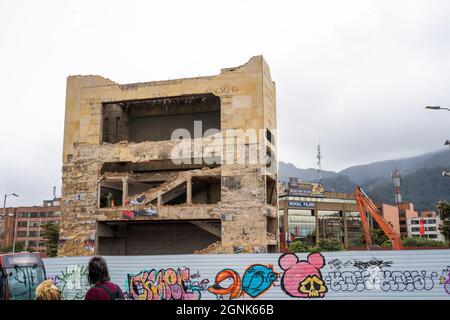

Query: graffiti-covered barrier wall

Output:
[43, 250, 450, 300]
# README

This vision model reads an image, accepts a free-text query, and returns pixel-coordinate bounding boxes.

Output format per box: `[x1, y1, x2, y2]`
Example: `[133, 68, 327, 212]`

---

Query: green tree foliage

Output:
[288, 241, 311, 253]
[289, 239, 344, 253]
[437, 200, 450, 244]
[361, 228, 389, 246]
[0, 241, 25, 253]
[402, 236, 448, 247]
[41, 222, 59, 257]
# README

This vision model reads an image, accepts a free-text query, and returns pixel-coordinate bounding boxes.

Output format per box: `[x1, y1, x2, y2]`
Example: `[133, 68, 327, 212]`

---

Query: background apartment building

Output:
[407, 211, 445, 241]
[0, 198, 61, 253]
[372, 202, 418, 238]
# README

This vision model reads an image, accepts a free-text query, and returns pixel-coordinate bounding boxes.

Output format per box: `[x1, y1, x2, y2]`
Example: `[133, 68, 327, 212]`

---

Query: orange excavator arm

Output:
[354, 186, 403, 250]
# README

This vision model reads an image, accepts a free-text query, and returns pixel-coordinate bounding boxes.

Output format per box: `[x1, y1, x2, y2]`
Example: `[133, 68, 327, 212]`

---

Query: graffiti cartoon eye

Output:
[303, 282, 311, 291]
[313, 282, 321, 291]
[132, 281, 145, 295]
[269, 273, 277, 282]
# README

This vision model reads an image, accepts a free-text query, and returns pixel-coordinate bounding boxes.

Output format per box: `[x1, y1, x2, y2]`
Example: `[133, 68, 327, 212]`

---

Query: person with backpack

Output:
[84, 256, 125, 300]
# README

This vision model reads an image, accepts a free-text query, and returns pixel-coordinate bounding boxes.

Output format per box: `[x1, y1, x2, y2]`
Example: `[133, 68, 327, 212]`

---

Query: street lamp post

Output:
[428, 106, 450, 178]
[425, 106, 450, 111]
[3, 193, 19, 252]
[3, 193, 19, 217]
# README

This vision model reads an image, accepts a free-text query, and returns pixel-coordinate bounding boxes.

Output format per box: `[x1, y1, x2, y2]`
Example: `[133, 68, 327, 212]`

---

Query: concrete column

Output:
[283, 200, 289, 233]
[283, 200, 289, 248]
[343, 210, 349, 249]
[157, 194, 162, 207]
[186, 176, 192, 204]
[97, 181, 102, 208]
[122, 176, 128, 206]
[314, 209, 319, 244]
[94, 222, 99, 255]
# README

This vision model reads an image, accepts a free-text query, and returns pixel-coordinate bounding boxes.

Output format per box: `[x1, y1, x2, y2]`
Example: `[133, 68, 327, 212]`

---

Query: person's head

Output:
[87, 256, 110, 285]
[36, 280, 61, 300]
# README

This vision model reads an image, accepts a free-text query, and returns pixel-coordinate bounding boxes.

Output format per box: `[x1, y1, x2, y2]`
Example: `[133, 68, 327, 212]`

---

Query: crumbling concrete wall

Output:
[60, 56, 278, 256]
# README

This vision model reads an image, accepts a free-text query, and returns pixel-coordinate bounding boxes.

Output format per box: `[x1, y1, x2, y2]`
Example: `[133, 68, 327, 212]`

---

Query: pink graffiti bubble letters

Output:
[127, 268, 208, 300]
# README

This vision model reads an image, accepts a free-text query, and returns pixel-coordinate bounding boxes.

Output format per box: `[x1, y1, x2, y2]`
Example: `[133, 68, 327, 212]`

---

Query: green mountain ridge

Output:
[279, 149, 450, 212]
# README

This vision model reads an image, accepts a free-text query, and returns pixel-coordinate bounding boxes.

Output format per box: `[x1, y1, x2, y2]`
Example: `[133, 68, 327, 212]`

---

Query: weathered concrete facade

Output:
[60, 56, 278, 256]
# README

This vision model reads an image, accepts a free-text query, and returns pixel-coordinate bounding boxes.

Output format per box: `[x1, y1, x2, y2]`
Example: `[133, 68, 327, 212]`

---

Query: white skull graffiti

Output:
[365, 265, 381, 290]
[58, 265, 90, 300]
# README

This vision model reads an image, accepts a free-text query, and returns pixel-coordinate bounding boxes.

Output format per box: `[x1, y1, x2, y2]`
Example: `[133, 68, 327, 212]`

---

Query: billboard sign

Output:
[288, 201, 315, 208]
[288, 182, 324, 197]
[288, 177, 298, 187]
[288, 188, 311, 196]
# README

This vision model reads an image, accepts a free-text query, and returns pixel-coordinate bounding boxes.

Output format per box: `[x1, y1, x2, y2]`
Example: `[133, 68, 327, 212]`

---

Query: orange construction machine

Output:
[354, 186, 403, 250]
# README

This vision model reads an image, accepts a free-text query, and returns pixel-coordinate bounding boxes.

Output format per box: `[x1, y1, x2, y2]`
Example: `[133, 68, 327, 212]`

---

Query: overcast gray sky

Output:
[1, 0, 450, 206]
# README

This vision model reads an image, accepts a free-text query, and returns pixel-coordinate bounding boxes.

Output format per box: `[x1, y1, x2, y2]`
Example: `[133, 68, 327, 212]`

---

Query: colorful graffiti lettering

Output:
[325, 270, 438, 292]
[122, 206, 157, 220]
[56, 265, 90, 300]
[126, 268, 208, 300]
[328, 258, 392, 271]
[83, 240, 95, 253]
[253, 246, 268, 254]
[42, 252, 450, 300]
[352, 258, 393, 270]
[439, 267, 450, 294]
[326, 258, 397, 291]
[129, 194, 146, 205]
[208, 269, 242, 299]
[208, 265, 279, 299]
[278, 252, 327, 298]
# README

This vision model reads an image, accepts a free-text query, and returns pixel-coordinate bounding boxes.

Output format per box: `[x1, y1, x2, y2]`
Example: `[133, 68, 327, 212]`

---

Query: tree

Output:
[438, 200, 450, 245]
[289, 239, 344, 253]
[0, 241, 25, 253]
[288, 240, 311, 253]
[402, 237, 448, 247]
[41, 222, 60, 257]
[360, 228, 389, 246]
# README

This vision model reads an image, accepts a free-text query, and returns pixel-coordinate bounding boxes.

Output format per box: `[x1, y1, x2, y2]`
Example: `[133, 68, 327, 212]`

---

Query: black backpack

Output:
[96, 283, 125, 300]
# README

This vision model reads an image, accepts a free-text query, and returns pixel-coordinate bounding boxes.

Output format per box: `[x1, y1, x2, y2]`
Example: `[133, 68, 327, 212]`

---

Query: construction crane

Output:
[354, 186, 403, 250]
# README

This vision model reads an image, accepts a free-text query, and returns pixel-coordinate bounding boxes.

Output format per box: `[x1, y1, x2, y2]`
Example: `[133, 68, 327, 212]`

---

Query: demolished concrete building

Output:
[59, 56, 278, 256]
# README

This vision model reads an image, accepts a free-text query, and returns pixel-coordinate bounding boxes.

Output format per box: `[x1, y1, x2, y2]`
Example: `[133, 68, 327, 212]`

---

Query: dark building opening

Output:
[99, 180, 123, 208]
[162, 182, 187, 205]
[101, 160, 220, 175]
[266, 176, 277, 205]
[102, 93, 221, 143]
[96, 220, 221, 255]
[192, 176, 221, 204]
[267, 216, 278, 235]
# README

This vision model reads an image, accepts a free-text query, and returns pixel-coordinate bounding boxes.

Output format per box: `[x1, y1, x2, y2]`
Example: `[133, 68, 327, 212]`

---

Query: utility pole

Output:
[426, 106, 450, 178]
[317, 142, 323, 186]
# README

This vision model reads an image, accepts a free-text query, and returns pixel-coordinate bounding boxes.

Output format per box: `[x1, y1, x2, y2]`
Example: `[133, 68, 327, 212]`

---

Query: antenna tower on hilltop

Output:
[317, 143, 323, 186]
[392, 168, 402, 204]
